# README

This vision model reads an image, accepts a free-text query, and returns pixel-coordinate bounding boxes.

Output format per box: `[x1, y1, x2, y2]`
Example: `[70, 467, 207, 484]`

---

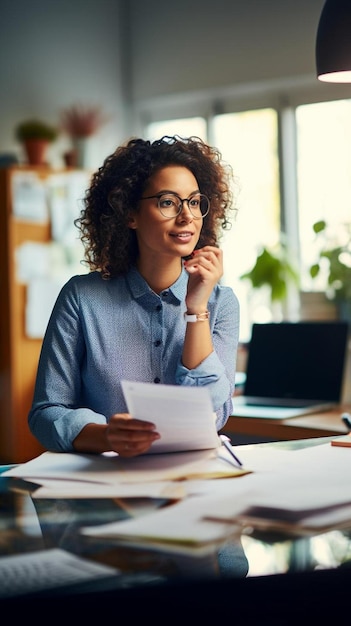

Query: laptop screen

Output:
[244, 321, 349, 402]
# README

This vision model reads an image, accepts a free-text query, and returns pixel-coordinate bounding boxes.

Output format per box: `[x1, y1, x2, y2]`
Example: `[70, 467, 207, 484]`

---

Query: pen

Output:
[341, 412, 351, 432]
[219, 434, 243, 467]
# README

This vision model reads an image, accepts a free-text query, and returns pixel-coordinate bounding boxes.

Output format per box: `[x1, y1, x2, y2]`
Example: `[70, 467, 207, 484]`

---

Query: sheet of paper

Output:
[11, 171, 48, 222]
[80, 491, 242, 554]
[198, 443, 351, 530]
[25, 276, 63, 338]
[121, 380, 220, 453]
[47, 171, 90, 244]
[29, 478, 186, 500]
[16, 241, 51, 282]
[3, 449, 248, 488]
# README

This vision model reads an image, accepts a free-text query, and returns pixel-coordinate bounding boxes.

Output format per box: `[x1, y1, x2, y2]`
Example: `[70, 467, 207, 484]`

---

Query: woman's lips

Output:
[170, 231, 193, 243]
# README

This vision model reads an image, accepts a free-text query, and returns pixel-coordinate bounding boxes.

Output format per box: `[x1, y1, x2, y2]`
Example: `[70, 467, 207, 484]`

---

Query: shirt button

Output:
[154, 340, 161, 347]
[162, 291, 169, 297]
[154, 377, 160, 383]
[156, 305, 162, 312]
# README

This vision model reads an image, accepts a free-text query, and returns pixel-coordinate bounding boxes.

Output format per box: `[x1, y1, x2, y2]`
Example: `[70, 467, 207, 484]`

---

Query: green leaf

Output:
[313, 220, 327, 234]
[240, 246, 299, 302]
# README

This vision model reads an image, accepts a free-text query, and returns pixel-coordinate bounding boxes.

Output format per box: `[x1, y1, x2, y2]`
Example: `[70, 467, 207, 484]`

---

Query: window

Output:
[212, 109, 280, 340]
[145, 117, 207, 142]
[296, 99, 351, 291]
[144, 97, 351, 341]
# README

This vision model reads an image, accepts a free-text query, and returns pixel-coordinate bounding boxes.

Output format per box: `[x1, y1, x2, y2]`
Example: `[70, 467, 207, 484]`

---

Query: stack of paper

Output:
[199, 442, 351, 535]
[5, 425, 351, 554]
[3, 447, 248, 499]
[80, 492, 244, 556]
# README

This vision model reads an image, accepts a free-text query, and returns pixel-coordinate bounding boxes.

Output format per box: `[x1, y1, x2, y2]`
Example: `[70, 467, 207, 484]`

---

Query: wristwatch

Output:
[184, 310, 210, 322]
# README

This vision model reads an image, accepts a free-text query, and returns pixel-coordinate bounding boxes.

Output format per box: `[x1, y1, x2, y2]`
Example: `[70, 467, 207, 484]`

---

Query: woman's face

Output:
[129, 165, 203, 262]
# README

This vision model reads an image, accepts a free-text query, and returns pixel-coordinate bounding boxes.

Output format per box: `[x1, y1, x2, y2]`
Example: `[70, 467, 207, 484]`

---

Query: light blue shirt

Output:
[28, 266, 240, 451]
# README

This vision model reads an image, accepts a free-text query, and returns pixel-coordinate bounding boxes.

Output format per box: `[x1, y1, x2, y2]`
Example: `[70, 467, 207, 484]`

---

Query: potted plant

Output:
[60, 103, 107, 138]
[239, 238, 300, 324]
[15, 119, 58, 165]
[240, 239, 300, 303]
[60, 103, 108, 167]
[309, 219, 351, 321]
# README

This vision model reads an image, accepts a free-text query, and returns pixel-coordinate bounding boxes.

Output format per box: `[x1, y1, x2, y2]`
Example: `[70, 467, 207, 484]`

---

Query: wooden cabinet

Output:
[0, 166, 88, 463]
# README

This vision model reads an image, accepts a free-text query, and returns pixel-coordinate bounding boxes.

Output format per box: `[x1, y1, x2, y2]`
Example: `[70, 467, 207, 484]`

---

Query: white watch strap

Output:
[184, 311, 210, 322]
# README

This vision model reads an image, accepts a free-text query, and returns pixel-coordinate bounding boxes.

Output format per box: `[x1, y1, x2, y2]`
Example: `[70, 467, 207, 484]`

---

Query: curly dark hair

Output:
[75, 135, 235, 279]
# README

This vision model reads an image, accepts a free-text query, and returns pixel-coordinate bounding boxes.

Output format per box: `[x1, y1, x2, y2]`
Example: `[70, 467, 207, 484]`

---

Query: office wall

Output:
[128, 0, 326, 102]
[129, 0, 349, 128]
[0, 0, 329, 167]
[0, 0, 129, 168]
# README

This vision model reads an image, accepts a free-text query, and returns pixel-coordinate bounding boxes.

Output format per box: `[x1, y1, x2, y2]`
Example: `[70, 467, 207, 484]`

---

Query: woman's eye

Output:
[160, 199, 174, 208]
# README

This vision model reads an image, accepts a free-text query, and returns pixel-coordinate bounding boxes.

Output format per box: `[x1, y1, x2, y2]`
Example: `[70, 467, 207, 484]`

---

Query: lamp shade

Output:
[316, 0, 351, 82]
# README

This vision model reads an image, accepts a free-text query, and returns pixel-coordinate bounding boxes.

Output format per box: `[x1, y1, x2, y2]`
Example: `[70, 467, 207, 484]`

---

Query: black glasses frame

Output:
[141, 192, 210, 219]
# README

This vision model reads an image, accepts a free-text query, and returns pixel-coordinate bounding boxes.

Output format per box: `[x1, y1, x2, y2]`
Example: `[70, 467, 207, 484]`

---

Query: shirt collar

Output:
[126, 265, 188, 303]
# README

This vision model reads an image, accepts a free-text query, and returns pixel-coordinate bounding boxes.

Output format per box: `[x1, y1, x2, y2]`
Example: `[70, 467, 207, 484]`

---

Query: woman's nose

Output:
[176, 201, 193, 222]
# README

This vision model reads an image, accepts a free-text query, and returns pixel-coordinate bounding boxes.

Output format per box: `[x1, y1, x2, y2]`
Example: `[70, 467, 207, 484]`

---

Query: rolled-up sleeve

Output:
[175, 286, 239, 430]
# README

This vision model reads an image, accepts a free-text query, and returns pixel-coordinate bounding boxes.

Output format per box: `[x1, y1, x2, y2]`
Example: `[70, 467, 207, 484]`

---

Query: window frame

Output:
[136, 76, 351, 335]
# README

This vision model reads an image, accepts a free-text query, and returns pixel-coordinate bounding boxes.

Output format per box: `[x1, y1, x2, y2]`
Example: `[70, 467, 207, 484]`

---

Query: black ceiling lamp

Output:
[316, 0, 351, 82]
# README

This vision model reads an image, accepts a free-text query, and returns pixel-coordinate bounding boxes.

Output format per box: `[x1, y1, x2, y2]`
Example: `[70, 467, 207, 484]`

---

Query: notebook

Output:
[232, 321, 349, 419]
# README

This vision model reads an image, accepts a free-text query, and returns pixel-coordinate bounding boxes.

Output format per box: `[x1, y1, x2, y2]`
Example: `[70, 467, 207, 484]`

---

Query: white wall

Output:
[0, 0, 337, 168]
[128, 0, 326, 101]
[0, 0, 129, 168]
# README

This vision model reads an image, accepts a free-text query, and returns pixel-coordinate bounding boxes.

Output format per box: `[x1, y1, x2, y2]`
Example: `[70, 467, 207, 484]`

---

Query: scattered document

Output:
[3, 448, 248, 492]
[199, 443, 351, 534]
[11, 171, 48, 222]
[6, 436, 351, 544]
[25, 276, 63, 338]
[29, 478, 187, 500]
[121, 380, 221, 454]
[80, 493, 242, 555]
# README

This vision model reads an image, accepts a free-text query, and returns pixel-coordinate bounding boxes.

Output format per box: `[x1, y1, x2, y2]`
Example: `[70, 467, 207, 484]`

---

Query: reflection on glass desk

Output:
[1, 439, 351, 622]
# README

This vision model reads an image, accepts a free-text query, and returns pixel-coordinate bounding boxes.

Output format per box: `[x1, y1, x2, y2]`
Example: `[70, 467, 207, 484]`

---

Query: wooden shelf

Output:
[0, 165, 88, 462]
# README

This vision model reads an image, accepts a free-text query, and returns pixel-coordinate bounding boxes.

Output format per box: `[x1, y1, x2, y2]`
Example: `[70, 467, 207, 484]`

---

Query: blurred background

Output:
[3, 0, 351, 343]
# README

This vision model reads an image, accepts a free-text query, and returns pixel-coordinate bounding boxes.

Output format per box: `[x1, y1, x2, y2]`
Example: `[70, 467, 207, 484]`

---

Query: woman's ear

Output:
[127, 214, 137, 229]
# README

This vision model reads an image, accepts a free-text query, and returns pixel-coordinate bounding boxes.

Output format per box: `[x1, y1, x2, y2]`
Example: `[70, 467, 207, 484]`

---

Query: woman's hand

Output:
[106, 413, 161, 457]
[184, 246, 223, 312]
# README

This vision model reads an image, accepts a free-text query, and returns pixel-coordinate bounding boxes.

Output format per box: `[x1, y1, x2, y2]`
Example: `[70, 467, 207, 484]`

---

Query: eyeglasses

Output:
[141, 192, 210, 219]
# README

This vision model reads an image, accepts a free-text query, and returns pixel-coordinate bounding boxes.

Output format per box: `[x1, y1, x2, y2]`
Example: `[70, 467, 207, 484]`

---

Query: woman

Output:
[28, 135, 240, 457]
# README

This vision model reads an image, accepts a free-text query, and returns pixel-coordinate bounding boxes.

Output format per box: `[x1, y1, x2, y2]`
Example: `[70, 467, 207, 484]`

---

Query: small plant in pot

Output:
[60, 103, 109, 167]
[15, 119, 58, 165]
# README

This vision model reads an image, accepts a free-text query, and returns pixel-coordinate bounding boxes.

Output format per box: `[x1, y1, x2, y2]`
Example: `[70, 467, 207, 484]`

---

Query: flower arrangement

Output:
[60, 103, 108, 138]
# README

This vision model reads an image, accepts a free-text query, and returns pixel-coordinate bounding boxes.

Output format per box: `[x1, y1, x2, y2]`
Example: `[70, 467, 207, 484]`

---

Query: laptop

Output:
[233, 321, 349, 419]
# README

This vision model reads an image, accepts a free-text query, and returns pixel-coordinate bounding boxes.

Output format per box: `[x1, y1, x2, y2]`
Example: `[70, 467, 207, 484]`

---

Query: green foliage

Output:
[15, 119, 58, 142]
[240, 243, 299, 302]
[309, 220, 351, 302]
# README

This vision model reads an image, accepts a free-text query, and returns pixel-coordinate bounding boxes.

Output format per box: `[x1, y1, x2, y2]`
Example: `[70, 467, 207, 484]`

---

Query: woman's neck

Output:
[137, 257, 183, 294]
